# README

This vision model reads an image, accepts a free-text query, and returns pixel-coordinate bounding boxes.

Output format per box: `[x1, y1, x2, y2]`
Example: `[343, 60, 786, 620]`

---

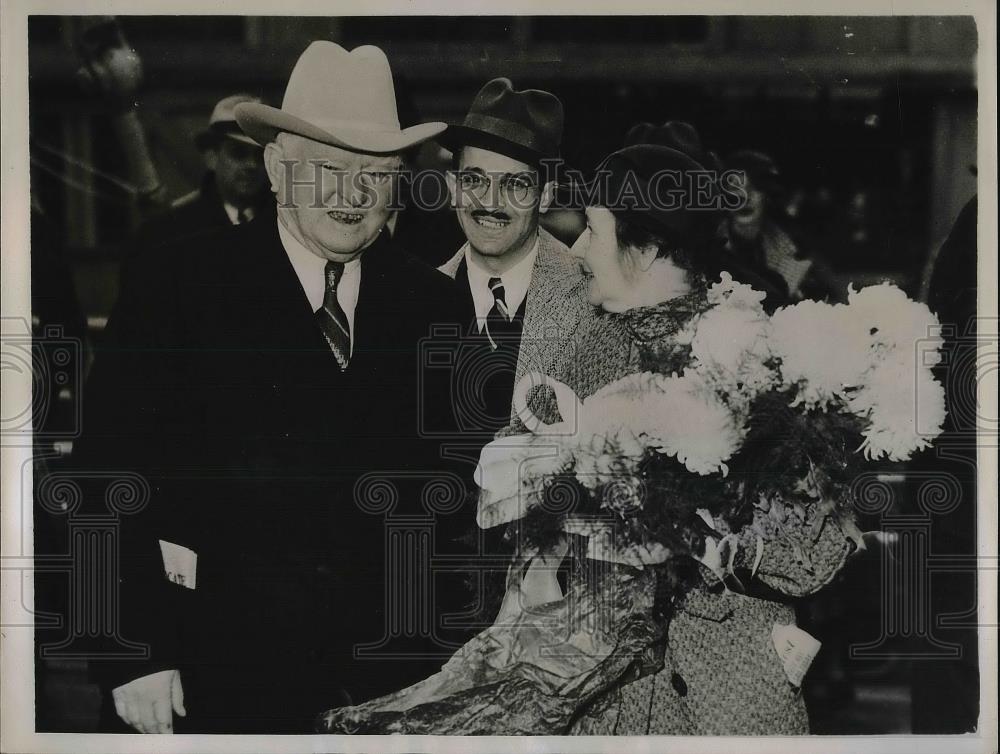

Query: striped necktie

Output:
[485, 276, 517, 349]
[316, 261, 351, 370]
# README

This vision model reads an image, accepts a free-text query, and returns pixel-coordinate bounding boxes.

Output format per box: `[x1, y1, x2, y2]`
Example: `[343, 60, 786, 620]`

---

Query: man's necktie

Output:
[236, 207, 253, 225]
[485, 276, 518, 349]
[316, 261, 351, 370]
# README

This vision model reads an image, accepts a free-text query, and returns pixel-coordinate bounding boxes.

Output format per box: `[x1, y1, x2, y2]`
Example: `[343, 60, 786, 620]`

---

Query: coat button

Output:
[671, 672, 688, 697]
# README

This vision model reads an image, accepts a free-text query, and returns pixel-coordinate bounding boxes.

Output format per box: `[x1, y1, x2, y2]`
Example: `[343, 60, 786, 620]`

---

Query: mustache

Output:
[470, 209, 511, 222]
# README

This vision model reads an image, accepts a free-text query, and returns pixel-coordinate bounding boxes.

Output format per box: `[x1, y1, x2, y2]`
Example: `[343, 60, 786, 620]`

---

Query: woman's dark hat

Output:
[569, 143, 723, 246]
[440, 78, 563, 170]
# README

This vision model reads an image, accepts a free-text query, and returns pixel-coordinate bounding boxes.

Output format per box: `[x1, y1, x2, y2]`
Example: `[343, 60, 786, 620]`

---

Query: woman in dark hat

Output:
[556, 144, 857, 735]
[557, 142, 727, 395]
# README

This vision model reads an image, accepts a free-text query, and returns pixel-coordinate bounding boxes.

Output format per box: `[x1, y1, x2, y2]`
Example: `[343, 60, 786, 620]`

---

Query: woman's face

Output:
[729, 173, 766, 239]
[570, 206, 637, 312]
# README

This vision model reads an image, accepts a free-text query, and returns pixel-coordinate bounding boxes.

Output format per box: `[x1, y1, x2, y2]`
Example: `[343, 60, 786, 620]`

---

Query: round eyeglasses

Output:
[454, 170, 540, 205]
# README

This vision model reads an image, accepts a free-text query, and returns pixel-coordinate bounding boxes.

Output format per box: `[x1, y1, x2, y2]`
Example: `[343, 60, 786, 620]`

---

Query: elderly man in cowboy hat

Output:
[431, 79, 594, 635]
[77, 42, 460, 733]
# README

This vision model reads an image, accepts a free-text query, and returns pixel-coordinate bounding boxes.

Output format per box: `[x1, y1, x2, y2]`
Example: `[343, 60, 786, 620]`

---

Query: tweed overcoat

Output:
[534, 298, 857, 735]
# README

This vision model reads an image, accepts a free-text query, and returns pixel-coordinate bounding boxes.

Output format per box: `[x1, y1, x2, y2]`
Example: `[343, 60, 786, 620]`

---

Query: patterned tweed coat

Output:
[438, 228, 595, 419]
[543, 293, 857, 736]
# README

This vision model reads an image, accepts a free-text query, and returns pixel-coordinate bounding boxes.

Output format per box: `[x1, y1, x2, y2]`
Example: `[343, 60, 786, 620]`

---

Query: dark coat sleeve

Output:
[76, 248, 195, 690]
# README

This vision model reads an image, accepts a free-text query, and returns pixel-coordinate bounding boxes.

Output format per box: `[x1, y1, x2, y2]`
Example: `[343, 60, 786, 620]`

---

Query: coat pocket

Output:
[678, 585, 739, 623]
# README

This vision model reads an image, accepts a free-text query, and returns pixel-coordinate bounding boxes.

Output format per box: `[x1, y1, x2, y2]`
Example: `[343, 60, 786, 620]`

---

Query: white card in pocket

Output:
[771, 622, 821, 687]
[158, 540, 197, 590]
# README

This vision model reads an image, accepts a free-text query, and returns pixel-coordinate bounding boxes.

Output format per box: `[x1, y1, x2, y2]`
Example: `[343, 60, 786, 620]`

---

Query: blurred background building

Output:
[27, 14, 979, 735]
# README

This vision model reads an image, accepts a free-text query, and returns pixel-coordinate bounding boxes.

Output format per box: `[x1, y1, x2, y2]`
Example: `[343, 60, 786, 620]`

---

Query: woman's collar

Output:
[616, 284, 708, 344]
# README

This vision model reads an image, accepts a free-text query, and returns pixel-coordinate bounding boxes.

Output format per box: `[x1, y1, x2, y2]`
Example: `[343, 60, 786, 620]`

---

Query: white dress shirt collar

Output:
[277, 219, 361, 350]
[464, 237, 539, 333]
[223, 202, 255, 225]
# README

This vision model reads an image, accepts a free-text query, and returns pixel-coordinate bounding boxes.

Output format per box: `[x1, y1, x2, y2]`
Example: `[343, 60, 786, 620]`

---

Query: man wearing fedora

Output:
[78, 42, 461, 733]
[438, 78, 592, 437]
[136, 94, 271, 252]
[431, 79, 593, 633]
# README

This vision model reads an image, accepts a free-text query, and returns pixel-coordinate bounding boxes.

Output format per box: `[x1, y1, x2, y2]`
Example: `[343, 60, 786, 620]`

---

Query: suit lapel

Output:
[440, 246, 480, 337]
[247, 223, 332, 357]
[438, 245, 465, 280]
[353, 229, 404, 358]
[453, 257, 480, 334]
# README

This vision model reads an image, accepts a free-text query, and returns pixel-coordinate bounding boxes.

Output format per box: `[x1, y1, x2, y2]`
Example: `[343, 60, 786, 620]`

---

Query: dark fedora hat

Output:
[195, 94, 263, 151]
[569, 144, 723, 247]
[441, 78, 563, 169]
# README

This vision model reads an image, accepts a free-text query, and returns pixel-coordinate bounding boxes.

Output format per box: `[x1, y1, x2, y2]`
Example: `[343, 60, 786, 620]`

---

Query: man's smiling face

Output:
[449, 146, 544, 261]
[266, 133, 401, 263]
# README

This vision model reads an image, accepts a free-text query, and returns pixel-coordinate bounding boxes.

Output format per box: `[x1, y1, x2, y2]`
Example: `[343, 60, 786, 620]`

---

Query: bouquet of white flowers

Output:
[476, 274, 946, 573]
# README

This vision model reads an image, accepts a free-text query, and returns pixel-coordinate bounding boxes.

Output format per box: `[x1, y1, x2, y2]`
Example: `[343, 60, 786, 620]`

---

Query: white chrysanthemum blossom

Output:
[848, 356, 946, 461]
[647, 374, 744, 475]
[689, 304, 777, 405]
[571, 374, 671, 488]
[571, 371, 741, 477]
[583, 372, 665, 430]
[847, 282, 943, 369]
[770, 300, 872, 408]
[706, 271, 769, 310]
[586, 371, 668, 404]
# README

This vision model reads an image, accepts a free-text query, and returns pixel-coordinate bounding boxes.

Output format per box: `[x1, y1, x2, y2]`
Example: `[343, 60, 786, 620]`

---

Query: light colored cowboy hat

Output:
[235, 41, 445, 154]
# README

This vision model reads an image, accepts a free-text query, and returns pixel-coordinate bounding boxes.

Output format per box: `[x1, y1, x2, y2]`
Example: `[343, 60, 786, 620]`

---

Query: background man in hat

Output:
[433, 78, 594, 636]
[77, 41, 460, 733]
[135, 94, 271, 251]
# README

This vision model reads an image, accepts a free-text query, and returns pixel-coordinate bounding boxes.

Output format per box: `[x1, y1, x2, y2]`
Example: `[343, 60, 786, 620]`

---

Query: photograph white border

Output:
[2, 1, 996, 752]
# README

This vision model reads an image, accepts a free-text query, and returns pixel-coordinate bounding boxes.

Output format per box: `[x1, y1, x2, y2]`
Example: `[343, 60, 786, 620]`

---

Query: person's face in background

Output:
[448, 146, 551, 266]
[265, 133, 400, 263]
[728, 172, 766, 242]
[206, 136, 269, 209]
